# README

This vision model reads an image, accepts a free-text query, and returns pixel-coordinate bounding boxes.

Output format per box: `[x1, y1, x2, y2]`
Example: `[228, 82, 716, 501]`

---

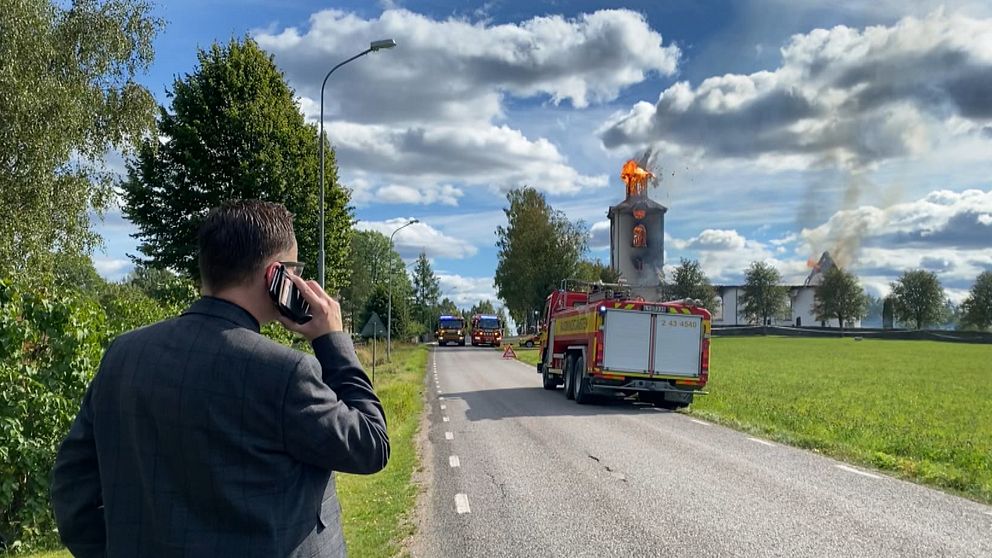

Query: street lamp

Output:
[317, 38, 397, 287]
[388, 219, 419, 361]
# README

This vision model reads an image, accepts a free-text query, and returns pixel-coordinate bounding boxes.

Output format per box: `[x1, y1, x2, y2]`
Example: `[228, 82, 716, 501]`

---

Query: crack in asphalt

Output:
[589, 454, 628, 482]
[486, 471, 508, 499]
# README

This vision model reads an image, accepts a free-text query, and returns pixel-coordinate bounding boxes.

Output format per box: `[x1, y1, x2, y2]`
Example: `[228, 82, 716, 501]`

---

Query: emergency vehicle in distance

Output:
[470, 314, 503, 347]
[435, 315, 466, 346]
[536, 280, 711, 408]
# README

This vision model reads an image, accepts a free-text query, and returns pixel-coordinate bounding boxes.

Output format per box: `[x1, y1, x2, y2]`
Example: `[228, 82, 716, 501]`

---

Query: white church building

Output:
[711, 253, 862, 328]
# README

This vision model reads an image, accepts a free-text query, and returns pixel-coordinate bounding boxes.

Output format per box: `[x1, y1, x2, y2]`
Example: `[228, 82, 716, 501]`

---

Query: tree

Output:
[739, 261, 787, 326]
[497, 307, 510, 335]
[126, 265, 198, 312]
[495, 187, 587, 328]
[411, 251, 441, 331]
[468, 299, 497, 316]
[669, 258, 718, 311]
[121, 38, 352, 289]
[960, 271, 992, 331]
[576, 259, 621, 284]
[360, 284, 409, 339]
[813, 267, 869, 332]
[436, 298, 460, 318]
[890, 270, 945, 330]
[0, 0, 160, 275]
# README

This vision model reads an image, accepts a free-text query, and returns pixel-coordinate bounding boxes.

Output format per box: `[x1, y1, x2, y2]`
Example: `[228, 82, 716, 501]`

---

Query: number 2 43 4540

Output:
[658, 318, 697, 328]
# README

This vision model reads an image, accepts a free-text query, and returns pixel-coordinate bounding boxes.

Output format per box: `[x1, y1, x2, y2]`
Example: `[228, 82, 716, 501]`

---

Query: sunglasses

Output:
[279, 261, 305, 276]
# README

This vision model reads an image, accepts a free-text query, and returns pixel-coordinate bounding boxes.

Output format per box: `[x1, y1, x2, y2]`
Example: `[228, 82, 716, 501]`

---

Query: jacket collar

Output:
[183, 296, 261, 332]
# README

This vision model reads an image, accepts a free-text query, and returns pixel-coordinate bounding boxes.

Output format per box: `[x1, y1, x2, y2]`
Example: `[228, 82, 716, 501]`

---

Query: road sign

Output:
[361, 312, 386, 339]
[502, 345, 517, 359]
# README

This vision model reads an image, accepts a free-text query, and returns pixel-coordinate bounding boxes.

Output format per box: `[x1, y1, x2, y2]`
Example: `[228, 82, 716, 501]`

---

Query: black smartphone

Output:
[267, 264, 313, 325]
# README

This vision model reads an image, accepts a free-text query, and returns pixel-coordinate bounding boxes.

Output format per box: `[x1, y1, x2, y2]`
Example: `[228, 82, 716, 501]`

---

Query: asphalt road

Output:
[412, 345, 992, 558]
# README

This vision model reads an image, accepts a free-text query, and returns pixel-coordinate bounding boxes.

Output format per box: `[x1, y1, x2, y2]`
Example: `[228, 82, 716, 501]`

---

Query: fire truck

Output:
[435, 315, 466, 346]
[470, 314, 503, 347]
[536, 281, 711, 408]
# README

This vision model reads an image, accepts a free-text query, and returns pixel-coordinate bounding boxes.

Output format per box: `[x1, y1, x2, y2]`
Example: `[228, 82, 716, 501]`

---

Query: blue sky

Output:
[93, 0, 992, 308]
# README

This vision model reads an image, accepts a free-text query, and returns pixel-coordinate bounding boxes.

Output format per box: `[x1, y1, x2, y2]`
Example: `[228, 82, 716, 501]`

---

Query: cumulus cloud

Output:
[437, 273, 498, 307]
[255, 8, 675, 196]
[600, 11, 992, 170]
[589, 220, 611, 250]
[671, 228, 748, 251]
[92, 257, 132, 281]
[375, 183, 463, 206]
[355, 218, 478, 259]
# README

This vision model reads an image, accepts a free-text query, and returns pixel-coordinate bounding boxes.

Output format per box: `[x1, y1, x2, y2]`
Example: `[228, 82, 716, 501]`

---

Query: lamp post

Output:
[387, 219, 419, 361]
[318, 38, 397, 288]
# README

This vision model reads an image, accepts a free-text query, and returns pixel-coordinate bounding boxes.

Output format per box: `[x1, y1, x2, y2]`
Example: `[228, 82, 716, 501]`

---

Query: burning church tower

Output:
[608, 159, 667, 300]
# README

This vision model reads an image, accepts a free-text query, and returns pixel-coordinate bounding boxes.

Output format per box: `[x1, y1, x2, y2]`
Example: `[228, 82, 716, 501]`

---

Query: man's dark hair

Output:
[198, 200, 295, 291]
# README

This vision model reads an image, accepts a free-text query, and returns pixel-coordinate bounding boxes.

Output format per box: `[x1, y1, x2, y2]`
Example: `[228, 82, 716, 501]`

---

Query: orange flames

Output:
[621, 159, 653, 198]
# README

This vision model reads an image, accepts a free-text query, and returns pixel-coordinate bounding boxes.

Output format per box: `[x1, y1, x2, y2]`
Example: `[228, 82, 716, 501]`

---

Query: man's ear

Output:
[264, 262, 279, 285]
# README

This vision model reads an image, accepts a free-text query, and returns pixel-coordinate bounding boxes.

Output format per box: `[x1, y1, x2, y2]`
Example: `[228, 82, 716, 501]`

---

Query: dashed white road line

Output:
[689, 419, 710, 426]
[443, 416, 450, 422]
[439, 396, 445, 401]
[440, 404, 446, 410]
[455, 493, 471, 514]
[445, 432, 454, 440]
[748, 437, 775, 447]
[449, 455, 461, 468]
[836, 464, 882, 479]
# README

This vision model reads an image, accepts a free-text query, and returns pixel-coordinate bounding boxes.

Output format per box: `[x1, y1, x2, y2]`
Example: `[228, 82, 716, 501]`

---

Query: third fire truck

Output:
[536, 281, 711, 408]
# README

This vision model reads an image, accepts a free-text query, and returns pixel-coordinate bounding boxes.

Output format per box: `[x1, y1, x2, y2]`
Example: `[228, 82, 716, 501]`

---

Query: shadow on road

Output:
[438, 386, 680, 422]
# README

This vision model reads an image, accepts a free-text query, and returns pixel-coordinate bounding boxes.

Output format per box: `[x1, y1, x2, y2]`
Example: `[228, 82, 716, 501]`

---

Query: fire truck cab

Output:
[537, 282, 711, 408]
[435, 315, 466, 346]
[470, 314, 503, 347]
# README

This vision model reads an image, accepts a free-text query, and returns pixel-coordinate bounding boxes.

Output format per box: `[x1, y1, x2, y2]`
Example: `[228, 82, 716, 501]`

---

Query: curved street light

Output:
[318, 38, 397, 288]
[388, 219, 419, 361]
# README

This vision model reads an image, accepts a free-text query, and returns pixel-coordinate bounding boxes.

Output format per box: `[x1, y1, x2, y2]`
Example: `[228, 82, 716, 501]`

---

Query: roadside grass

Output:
[514, 336, 992, 504]
[19, 343, 427, 558]
[514, 347, 541, 367]
[339, 343, 427, 558]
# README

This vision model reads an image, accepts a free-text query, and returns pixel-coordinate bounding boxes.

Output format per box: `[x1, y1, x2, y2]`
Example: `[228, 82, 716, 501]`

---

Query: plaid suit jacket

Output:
[51, 297, 389, 557]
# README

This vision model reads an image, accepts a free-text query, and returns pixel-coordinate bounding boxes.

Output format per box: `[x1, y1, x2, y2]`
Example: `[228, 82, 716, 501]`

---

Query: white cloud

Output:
[671, 228, 747, 251]
[256, 8, 674, 197]
[437, 273, 498, 308]
[600, 11, 992, 171]
[589, 220, 611, 250]
[375, 183, 463, 206]
[355, 218, 478, 259]
[92, 257, 132, 281]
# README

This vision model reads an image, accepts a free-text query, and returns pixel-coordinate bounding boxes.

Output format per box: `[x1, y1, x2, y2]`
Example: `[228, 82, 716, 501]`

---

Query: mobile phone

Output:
[267, 264, 313, 325]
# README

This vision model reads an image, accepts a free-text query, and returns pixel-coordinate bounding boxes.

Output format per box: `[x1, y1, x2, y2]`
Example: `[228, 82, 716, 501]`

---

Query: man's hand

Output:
[277, 274, 344, 341]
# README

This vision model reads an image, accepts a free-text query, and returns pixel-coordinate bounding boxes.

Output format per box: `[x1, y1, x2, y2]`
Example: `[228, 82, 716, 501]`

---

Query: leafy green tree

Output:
[360, 284, 409, 339]
[411, 251, 441, 331]
[495, 187, 587, 328]
[126, 265, 198, 312]
[0, 0, 160, 275]
[813, 267, 869, 331]
[890, 270, 945, 330]
[960, 271, 992, 331]
[436, 298, 460, 319]
[576, 259, 621, 284]
[669, 258, 718, 311]
[496, 307, 510, 336]
[121, 38, 351, 289]
[51, 253, 108, 294]
[469, 299, 497, 316]
[739, 261, 787, 326]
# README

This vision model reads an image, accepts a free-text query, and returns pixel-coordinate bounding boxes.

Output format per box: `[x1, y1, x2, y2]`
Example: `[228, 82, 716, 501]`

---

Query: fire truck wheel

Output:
[563, 356, 575, 400]
[573, 355, 593, 404]
[542, 365, 557, 390]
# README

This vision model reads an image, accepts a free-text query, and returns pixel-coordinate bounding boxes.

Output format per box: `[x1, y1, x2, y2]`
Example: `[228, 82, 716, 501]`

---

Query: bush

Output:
[0, 279, 108, 552]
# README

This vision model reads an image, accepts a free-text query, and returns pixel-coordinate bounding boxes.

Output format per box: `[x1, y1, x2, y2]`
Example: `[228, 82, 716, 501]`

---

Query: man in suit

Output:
[51, 200, 389, 557]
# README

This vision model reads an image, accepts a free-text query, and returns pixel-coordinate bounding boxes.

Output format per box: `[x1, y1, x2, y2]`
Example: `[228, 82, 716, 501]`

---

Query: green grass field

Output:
[516, 337, 992, 503]
[20, 343, 427, 558]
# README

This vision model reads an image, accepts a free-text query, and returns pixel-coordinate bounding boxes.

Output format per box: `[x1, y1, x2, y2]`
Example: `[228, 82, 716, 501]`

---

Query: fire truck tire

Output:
[563, 356, 575, 400]
[542, 365, 557, 390]
[573, 355, 594, 404]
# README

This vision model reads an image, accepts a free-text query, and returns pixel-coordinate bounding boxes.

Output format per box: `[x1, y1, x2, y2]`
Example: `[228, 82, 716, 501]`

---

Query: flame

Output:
[806, 257, 817, 269]
[621, 159, 653, 198]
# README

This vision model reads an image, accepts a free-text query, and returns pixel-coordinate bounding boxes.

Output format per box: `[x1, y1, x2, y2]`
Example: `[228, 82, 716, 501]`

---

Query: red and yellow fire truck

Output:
[536, 282, 711, 408]
[470, 314, 503, 347]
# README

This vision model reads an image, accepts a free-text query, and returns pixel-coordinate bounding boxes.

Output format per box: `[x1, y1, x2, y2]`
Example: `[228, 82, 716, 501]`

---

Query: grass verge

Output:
[338, 342, 427, 558]
[19, 342, 427, 558]
[515, 336, 992, 504]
